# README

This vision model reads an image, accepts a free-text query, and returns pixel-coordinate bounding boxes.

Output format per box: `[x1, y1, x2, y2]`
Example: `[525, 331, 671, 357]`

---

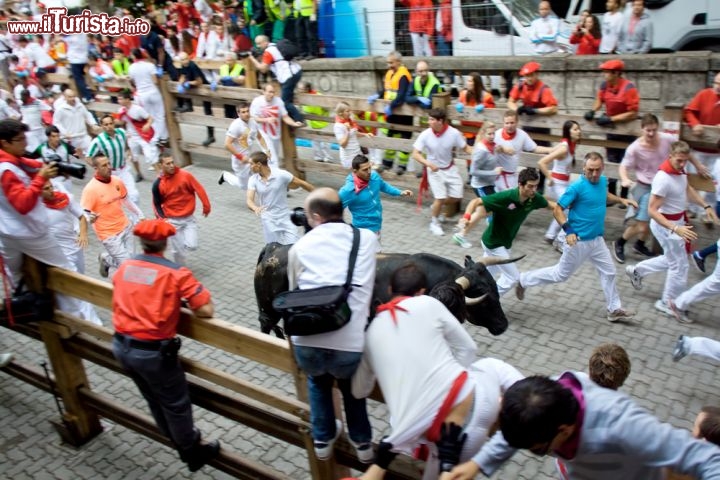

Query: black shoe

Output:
[692, 252, 706, 273]
[134, 172, 143, 183]
[632, 242, 655, 257]
[218, 173, 225, 185]
[394, 165, 406, 176]
[612, 240, 625, 264]
[187, 440, 220, 472]
[202, 137, 215, 147]
[157, 138, 170, 148]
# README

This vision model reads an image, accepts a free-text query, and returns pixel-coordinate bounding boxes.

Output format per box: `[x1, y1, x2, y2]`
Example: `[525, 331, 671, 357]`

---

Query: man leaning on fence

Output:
[111, 218, 220, 473]
[287, 187, 379, 463]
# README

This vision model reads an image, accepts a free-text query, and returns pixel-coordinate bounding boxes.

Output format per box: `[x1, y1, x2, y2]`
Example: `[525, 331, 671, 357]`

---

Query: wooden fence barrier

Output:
[1, 259, 423, 479]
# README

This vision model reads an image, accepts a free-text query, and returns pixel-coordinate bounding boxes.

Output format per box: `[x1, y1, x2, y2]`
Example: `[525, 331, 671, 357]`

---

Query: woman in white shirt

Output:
[334, 101, 373, 169]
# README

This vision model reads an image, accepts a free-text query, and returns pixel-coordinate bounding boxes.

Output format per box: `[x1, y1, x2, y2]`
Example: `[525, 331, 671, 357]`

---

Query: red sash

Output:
[118, 107, 154, 143]
[425, 371, 469, 442]
[551, 172, 570, 182]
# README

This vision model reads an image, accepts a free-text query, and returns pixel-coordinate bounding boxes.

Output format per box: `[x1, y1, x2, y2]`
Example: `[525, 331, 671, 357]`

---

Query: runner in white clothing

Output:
[249, 84, 303, 168]
[625, 141, 719, 318]
[117, 92, 159, 173]
[668, 239, 720, 325]
[493, 110, 552, 192]
[51, 89, 97, 152]
[128, 50, 167, 144]
[219, 101, 267, 189]
[673, 334, 720, 363]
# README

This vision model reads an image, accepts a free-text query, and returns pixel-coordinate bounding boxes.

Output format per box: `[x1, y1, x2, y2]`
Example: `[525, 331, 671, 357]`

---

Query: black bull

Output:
[254, 243, 523, 338]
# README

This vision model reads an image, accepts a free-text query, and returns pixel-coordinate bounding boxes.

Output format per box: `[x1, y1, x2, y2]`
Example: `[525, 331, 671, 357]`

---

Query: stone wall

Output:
[299, 52, 720, 114]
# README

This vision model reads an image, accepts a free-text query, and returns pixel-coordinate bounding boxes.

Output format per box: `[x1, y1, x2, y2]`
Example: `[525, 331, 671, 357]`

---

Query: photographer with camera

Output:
[29, 125, 86, 191]
[111, 219, 220, 473]
[0, 119, 92, 321]
[246, 151, 313, 245]
[287, 187, 379, 463]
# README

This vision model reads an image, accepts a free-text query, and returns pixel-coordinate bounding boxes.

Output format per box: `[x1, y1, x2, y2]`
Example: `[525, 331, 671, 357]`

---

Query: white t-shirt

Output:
[14, 83, 42, 103]
[247, 167, 293, 215]
[121, 104, 151, 139]
[334, 122, 361, 168]
[493, 128, 537, 173]
[23, 42, 55, 68]
[351, 295, 477, 452]
[45, 197, 83, 253]
[250, 95, 288, 140]
[128, 61, 159, 95]
[288, 222, 379, 353]
[551, 140, 574, 183]
[600, 11, 624, 53]
[651, 170, 687, 215]
[413, 126, 466, 168]
[262, 44, 301, 84]
[65, 34, 88, 64]
[226, 117, 261, 159]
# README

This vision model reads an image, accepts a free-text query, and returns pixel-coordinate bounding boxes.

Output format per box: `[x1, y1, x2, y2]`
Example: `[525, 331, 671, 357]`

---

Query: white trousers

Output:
[100, 225, 134, 278]
[675, 245, 720, 310]
[221, 157, 251, 191]
[113, 164, 140, 205]
[545, 181, 568, 241]
[482, 241, 519, 297]
[261, 213, 299, 245]
[166, 215, 198, 265]
[68, 134, 92, 153]
[494, 171, 518, 193]
[635, 219, 688, 303]
[26, 128, 46, 152]
[263, 136, 283, 168]
[312, 141, 333, 162]
[0, 232, 100, 323]
[685, 336, 720, 362]
[520, 236, 622, 312]
[137, 90, 167, 141]
[410, 32, 433, 57]
[128, 136, 160, 169]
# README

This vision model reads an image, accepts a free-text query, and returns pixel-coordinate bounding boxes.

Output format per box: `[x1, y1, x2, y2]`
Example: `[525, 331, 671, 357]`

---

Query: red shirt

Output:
[509, 80, 558, 108]
[399, 0, 435, 35]
[569, 32, 600, 55]
[0, 150, 45, 215]
[683, 88, 720, 128]
[152, 167, 211, 219]
[597, 77, 639, 116]
[112, 253, 211, 340]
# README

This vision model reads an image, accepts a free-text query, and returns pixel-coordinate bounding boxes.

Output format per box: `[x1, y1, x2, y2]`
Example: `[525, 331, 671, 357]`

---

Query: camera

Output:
[290, 206, 311, 232]
[237, 50, 252, 58]
[44, 153, 87, 180]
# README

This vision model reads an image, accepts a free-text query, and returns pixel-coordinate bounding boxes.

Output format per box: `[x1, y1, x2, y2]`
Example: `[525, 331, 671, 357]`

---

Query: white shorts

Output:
[427, 165, 463, 200]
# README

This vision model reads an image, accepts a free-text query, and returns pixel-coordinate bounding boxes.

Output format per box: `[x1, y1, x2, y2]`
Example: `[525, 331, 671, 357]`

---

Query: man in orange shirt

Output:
[81, 154, 145, 278]
[111, 219, 219, 473]
[152, 151, 211, 265]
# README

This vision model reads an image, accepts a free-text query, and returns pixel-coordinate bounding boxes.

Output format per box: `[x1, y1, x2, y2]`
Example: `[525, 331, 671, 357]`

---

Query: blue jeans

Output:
[697, 201, 720, 259]
[293, 346, 371, 444]
[281, 69, 303, 123]
[70, 63, 93, 101]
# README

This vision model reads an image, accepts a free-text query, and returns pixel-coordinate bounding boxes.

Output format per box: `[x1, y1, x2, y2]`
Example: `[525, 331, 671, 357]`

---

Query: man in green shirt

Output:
[453, 168, 554, 296]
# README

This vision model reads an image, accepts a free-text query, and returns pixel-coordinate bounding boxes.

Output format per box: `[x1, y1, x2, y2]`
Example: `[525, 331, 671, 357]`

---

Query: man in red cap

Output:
[585, 60, 639, 203]
[112, 218, 220, 473]
[152, 150, 211, 265]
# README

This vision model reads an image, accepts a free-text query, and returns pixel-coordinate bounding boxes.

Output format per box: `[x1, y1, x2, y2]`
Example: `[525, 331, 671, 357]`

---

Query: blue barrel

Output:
[318, 0, 335, 58]
[333, 0, 367, 58]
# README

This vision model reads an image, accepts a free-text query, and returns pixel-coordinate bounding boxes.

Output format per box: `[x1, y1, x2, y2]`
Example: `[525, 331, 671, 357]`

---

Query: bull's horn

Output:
[455, 276, 470, 290]
[465, 293, 488, 306]
[477, 255, 526, 267]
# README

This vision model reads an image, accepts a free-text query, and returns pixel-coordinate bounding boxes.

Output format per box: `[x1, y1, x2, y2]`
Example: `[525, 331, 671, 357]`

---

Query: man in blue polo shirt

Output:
[516, 152, 637, 323]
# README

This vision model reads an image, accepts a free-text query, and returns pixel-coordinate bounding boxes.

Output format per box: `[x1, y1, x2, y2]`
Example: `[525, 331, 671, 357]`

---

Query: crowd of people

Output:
[1, 1, 720, 479]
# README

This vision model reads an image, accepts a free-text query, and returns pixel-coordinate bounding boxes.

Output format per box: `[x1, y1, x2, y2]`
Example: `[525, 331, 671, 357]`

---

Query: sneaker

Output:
[543, 237, 554, 245]
[612, 240, 625, 263]
[672, 335, 689, 362]
[351, 441, 374, 464]
[134, 172, 143, 183]
[201, 136, 216, 147]
[552, 240, 564, 254]
[625, 265, 642, 290]
[632, 242, 655, 257]
[438, 214, 447, 224]
[607, 308, 635, 323]
[430, 222, 444, 236]
[654, 299, 673, 316]
[668, 299, 693, 324]
[515, 281, 525, 301]
[452, 233, 472, 249]
[98, 253, 109, 278]
[314, 419, 343, 461]
[691, 252, 706, 273]
[0, 352, 13, 368]
[395, 165, 406, 176]
[218, 173, 225, 185]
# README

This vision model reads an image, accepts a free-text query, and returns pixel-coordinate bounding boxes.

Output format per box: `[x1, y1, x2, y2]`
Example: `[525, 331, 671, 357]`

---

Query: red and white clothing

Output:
[250, 95, 287, 167]
[334, 117, 362, 168]
[634, 169, 689, 303]
[414, 125, 466, 199]
[261, 44, 302, 84]
[545, 140, 574, 241]
[493, 127, 538, 191]
[195, 29, 222, 60]
[89, 59, 115, 83]
[18, 41, 56, 70]
[128, 60, 167, 142]
[222, 117, 262, 189]
[118, 103, 159, 168]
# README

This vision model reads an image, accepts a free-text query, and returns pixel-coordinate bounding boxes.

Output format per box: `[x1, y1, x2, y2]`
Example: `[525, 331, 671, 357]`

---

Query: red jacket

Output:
[438, 0, 452, 41]
[570, 32, 600, 55]
[0, 150, 45, 215]
[152, 167, 211, 219]
[400, 0, 435, 35]
[683, 88, 720, 128]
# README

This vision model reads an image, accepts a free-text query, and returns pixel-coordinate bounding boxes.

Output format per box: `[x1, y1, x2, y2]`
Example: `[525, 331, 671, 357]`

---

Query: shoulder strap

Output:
[344, 227, 361, 289]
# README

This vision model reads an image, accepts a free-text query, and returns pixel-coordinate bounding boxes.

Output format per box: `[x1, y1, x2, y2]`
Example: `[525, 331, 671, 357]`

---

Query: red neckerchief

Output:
[353, 173, 369, 193]
[562, 138, 576, 156]
[43, 190, 69, 210]
[659, 159, 684, 175]
[94, 173, 111, 183]
[433, 124, 450, 138]
[501, 128, 516, 141]
[376, 296, 411, 325]
[482, 138, 495, 154]
[335, 114, 359, 131]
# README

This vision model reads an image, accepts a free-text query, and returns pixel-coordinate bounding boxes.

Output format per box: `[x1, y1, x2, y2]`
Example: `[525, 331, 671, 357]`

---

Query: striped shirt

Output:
[87, 129, 128, 170]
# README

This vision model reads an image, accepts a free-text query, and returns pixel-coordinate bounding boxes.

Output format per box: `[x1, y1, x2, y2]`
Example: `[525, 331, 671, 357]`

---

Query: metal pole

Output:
[363, 8, 372, 56]
[509, 0, 515, 56]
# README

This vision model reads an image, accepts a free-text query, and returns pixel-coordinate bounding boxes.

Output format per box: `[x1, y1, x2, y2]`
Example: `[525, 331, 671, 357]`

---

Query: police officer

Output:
[111, 219, 220, 472]
[585, 59, 639, 202]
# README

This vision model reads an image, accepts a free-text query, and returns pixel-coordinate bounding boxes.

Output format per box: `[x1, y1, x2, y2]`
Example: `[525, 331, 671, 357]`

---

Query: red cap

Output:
[519, 61, 541, 76]
[599, 59, 625, 71]
[133, 219, 176, 240]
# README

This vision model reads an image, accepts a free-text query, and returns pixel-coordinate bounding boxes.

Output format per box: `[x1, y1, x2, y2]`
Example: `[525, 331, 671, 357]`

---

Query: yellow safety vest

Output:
[219, 63, 244, 77]
[383, 66, 412, 101]
[301, 91, 328, 129]
[294, 0, 314, 18]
